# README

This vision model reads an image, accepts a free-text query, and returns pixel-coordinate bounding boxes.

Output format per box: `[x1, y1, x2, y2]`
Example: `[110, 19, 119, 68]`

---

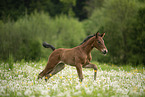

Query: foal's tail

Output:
[43, 42, 55, 51]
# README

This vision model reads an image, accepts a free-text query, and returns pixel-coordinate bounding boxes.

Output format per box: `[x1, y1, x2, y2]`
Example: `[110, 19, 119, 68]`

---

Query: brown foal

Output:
[38, 32, 108, 82]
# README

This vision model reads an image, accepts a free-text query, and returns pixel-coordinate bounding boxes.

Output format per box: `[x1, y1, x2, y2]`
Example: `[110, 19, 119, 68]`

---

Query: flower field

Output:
[0, 61, 145, 97]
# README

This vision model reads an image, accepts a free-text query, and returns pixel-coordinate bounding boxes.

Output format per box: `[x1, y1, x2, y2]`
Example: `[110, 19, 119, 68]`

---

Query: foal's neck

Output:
[80, 37, 95, 54]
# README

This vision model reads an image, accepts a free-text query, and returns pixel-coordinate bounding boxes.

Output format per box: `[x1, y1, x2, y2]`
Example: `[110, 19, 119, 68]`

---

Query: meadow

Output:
[0, 61, 145, 97]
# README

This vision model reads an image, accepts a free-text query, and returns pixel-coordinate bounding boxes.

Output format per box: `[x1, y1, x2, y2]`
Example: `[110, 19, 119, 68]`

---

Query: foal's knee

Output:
[93, 64, 98, 70]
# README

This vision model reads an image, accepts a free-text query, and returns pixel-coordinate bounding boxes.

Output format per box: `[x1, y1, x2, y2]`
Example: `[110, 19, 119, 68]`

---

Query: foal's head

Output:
[93, 32, 108, 54]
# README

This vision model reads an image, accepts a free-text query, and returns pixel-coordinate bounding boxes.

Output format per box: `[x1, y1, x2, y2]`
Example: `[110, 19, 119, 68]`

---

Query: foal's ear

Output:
[95, 32, 100, 38]
[101, 33, 105, 38]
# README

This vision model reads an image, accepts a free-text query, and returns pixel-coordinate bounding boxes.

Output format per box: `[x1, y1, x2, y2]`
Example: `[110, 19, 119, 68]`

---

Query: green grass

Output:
[0, 61, 145, 97]
[94, 62, 144, 74]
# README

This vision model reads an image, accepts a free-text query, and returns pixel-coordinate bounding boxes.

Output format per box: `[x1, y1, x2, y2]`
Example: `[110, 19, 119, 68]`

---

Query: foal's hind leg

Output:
[83, 63, 98, 80]
[45, 63, 65, 81]
[38, 62, 55, 79]
[38, 69, 52, 79]
[38, 55, 60, 79]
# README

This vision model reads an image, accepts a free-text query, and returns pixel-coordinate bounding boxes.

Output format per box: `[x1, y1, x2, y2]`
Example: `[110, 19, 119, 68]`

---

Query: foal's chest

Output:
[79, 54, 91, 65]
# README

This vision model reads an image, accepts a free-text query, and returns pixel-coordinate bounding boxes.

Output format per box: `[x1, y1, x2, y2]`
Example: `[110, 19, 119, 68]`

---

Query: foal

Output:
[38, 32, 108, 82]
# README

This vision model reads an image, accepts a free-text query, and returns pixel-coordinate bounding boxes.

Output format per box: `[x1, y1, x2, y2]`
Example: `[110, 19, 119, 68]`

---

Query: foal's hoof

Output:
[45, 77, 48, 82]
[45, 79, 47, 82]
[79, 79, 83, 82]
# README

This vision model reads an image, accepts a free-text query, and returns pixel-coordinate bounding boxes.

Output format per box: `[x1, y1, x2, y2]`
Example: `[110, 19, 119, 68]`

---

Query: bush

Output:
[83, 0, 145, 65]
[0, 12, 86, 61]
[54, 15, 85, 48]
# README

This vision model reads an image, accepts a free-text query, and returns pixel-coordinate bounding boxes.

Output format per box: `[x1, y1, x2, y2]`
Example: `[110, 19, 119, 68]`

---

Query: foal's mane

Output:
[80, 34, 95, 45]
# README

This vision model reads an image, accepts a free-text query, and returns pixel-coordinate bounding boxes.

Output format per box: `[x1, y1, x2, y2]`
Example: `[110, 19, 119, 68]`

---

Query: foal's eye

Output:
[98, 41, 101, 44]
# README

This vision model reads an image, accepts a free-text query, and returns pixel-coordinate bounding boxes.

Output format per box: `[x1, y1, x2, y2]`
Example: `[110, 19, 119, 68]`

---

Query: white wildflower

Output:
[24, 89, 32, 96]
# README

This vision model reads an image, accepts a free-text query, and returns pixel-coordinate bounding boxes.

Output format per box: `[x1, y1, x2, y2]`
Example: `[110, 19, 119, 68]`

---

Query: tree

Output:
[84, 0, 141, 64]
[127, 7, 145, 65]
[0, 0, 77, 21]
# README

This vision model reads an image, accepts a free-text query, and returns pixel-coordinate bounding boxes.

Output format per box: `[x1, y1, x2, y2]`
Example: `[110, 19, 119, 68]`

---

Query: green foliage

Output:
[91, 50, 111, 62]
[7, 54, 14, 70]
[127, 7, 145, 65]
[0, 14, 43, 61]
[84, 0, 105, 17]
[0, 0, 145, 65]
[0, 12, 86, 61]
[0, 0, 78, 21]
[84, 0, 145, 65]
[54, 15, 85, 48]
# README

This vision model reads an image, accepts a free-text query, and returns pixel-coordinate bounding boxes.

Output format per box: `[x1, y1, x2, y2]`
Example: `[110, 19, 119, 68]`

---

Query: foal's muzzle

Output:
[102, 49, 108, 54]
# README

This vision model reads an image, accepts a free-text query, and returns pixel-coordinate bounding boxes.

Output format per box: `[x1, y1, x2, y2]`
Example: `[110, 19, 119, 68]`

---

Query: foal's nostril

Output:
[104, 50, 106, 54]
[103, 50, 108, 54]
[105, 50, 106, 53]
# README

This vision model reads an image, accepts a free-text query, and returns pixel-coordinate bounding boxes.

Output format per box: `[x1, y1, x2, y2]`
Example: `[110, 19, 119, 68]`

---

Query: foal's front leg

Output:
[76, 63, 83, 82]
[83, 63, 98, 80]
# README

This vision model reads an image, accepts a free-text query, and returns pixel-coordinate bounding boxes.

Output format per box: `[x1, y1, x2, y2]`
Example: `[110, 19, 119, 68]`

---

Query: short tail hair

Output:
[43, 42, 55, 51]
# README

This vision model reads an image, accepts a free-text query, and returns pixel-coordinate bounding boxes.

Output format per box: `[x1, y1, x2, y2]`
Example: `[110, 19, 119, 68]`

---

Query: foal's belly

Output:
[61, 55, 75, 66]
[60, 49, 76, 66]
[58, 47, 89, 66]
